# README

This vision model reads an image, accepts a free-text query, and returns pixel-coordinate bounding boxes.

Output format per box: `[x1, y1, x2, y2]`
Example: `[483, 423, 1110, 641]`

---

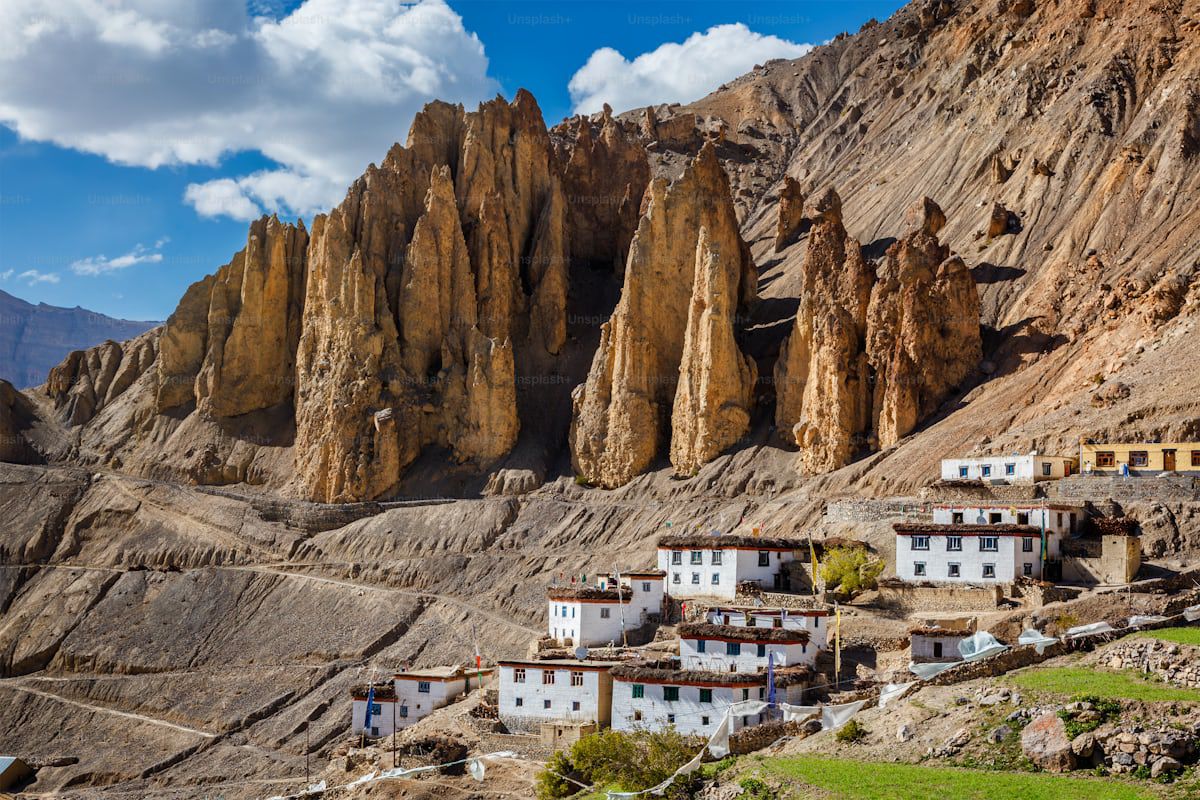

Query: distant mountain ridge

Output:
[0, 289, 158, 388]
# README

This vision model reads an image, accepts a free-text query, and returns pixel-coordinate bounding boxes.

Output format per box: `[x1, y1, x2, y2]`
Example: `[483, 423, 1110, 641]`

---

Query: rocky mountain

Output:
[3, 0, 1200, 795]
[0, 290, 157, 389]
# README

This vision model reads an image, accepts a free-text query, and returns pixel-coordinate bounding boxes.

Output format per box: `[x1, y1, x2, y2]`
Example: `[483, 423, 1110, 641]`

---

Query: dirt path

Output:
[0, 680, 217, 738]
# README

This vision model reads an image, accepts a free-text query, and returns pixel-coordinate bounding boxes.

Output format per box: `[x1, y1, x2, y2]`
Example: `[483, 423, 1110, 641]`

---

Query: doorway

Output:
[1164, 450, 1176, 471]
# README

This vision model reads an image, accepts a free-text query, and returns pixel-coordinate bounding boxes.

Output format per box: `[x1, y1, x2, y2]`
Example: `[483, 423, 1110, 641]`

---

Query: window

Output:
[671, 550, 682, 565]
[571, 671, 584, 687]
[633, 710, 643, 721]
[759, 687, 766, 700]
[933, 642, 943, 658]
[572, 701, 581, 711]
[631, 684, 644, 699]
[1042, 463, 1052, 476]
[642, 581, 651, 592]
[711, 550, 723, 565]
[1192, 451, 1200, 467]
[417, 681, 431, 694]
[1017, 513, 1029, 525]
[690, 551, 703, 565]
[982, 563, 996, 579]
[513, 668, 526, 684]
[400, 705, 409, 718]
[742, 688, 750, 700]
[952, 512, 964, 524]
[1023, 563, 1033, 577]
[696, 639, 706, 653]
[1130, 451, 1149, 467]
[981, 465, 992, 477]
[756, 644, 766, 657]
[711, 573, 720, 585]
[702, 715, 710, 726]
[371, 726, 379, 737]
[663, 686, 680, 702]
[552, 605, 557, 617]
[1097, 451, 1115, 467]
[948, 563, 960, 578]
[667, 714, 676, 724]
[544, 699, 552, 709]
[1022, 537, 1034, 552]
[515, 697, 523, 707]
[571, 607, 576, 618]
[1057, 512, 1063, 527]
[542, 670, 555, 685]
[368, 703, 381, 716]
[1005, 463, 1015, 476]
[691, 573, 700, 585]
[946, 536, 962, 552]
[959, 466, 968, 478]
[561, 605, 568, 617]
[758, 551, 770, 567]
[980, 537, 999, 552]
[727, 642, 742, 656]
[912, 536, 930, 551]
[913, 562, 926, 577]
[600, 608, 610, 619]
[989, 512, 1002, 524]
[699, 688, 713, 702]
[772, 618, 782, 629]
[672, 573, 681, 584]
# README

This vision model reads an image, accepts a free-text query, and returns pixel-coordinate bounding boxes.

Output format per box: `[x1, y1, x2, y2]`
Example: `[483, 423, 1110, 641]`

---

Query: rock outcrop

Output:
[776, 195, 980, 471]
[571, 144, 756, 487]
[47, 335, 157, 426]
[0, 380, 39, 463]
[774, 176, 806, 250]
[774, 189, 875, 473]
[866, 198, 981, 448]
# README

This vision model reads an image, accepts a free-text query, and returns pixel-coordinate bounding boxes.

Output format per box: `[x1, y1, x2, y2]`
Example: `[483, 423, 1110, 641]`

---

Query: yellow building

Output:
[1079, 440, 1200, 475]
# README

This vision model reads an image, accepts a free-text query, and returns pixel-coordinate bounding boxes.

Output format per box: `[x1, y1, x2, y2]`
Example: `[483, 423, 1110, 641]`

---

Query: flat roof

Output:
[679, 622, 810, 644]
[708, 606, 829, 617]
[498, 659, 622, 671]
[932, 502, 1085, 511]
[942, 454, 1076, 461]
[894, 523, 1043, 536]
[658, 533, 803, 550]
[610, 664, 811, 687]
[547, 586, 630, 602]
[394, 666, 495, 681]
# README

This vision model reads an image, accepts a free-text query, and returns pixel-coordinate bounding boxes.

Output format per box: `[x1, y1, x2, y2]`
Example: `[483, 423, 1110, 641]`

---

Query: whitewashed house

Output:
[547, 573, 664, 647]
[351, 682, 398, 738]
[931, 502, 1082, 537]
[909, 626, 970, 663]
[610, 664, 809, 738]
[704, 607, 830, 651]
[657, 534, 802, 601]
[677, 623, 817, 672]
[497, 659, 617, 733]
[894, 522, 1063, 584]
[940, 454, 1077, 484]
[393, 665, 493, 729]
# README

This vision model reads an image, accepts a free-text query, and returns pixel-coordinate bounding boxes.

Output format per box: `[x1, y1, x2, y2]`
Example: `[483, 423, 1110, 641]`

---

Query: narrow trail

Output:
[0, 679, 217, 738]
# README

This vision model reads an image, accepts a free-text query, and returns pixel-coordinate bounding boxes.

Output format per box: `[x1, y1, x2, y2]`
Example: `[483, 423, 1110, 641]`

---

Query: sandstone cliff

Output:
[571, 144, 756, 487]
[46, 334, 157, 427]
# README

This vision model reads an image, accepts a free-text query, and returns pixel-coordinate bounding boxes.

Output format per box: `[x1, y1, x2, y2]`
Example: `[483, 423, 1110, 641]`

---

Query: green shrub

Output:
[536, 727, 703, 797]
[737, 776, 779, 799]
[820, 547, 884, 596]
[574, 474, 592, 487]
[535, 750, 579, 800]
[835, 719, 868, 743]
[1057, 694, 1121, 740]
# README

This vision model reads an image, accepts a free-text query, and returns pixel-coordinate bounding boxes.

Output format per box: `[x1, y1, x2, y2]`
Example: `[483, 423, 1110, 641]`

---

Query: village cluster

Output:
[349, 440, 1199, 748]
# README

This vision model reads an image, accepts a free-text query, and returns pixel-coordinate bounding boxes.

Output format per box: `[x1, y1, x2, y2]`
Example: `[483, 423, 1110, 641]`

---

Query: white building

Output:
[610, 665, 808, 738]
[351, 666, 495, 738]
[547, 573, 664, 647]
[909, 627, 970, 663]
[940, 454, 1077, 484]
[656, 535, 802, 601]
[678, 623, 817, 672]
[704, 607, 830, 651]
[931, 502, 1082, 537]
[497, 659, 617, 733]
[895, 523, 1062, 584]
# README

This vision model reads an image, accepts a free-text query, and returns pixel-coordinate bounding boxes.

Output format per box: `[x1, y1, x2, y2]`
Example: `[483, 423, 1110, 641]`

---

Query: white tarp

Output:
[909, 661, 957, 680]
[879, 682, 915, 708]
[958, 631, 1008, 661]
[468, 758, 486, 782]
[1066, 621, 1114, 638]
[822, 700, 867, 731]
[780, 703, 820, 723]
[1017, 629, 1059, 655]
[1185, 605, 1200, 622]
[1128, 615, 1168, 627]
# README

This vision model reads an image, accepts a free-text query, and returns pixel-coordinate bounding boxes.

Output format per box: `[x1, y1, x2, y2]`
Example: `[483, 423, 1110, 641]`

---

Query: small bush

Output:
[535, 751, 579, 800]
[737, 776, 779, 799]
[536, 727, 703, 798]
[835, 719, 868, 743]
[574, 474, 592, 487]
[820, 547, 884, 596]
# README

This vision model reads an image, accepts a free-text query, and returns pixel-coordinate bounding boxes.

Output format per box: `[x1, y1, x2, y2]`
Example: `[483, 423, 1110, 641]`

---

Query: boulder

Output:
[1021, 712, 1076, 772]
[1151, 756, 1182, 778]
[1070, 731, 1096, 759]
[774, 176, 806, 250]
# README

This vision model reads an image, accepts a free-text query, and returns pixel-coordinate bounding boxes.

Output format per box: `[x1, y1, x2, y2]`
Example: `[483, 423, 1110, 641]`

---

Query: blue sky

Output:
[0, 0, 902, 321]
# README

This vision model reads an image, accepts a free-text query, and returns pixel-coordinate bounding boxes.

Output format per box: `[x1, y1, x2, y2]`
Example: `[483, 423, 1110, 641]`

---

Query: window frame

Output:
[699, 688, 713, 703]
[1130, 451, 1149, 467]
[981, 465, 992, 477]
[513, 668, 526, 684]
[913, 561, 927, 577]
[571, 671, 584, 687]
[911, 535, 930, 551]
[947, 562, 960, 578]
[982, 563, 997, 579]
[1005, 463, 1015, 476]
[690, 550, 703, 565]
[631, 683, 644, 699]
[758, 551, 770, 567]
[663, 686, 680, 702]
[1022, 537, 1034, 552]
[542, 670, 556, 686]
[726, 642, 742, 656]
[417, 681, 431, 694]
[946, 535, 962, 552]
[710, 550, 723, 565]
[1097, 452, 1115, 468]
[980, 536, 999, 552]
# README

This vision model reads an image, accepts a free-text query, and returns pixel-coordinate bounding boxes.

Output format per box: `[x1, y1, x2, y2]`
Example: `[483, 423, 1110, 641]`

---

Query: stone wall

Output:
[823, 498, 929, 524]
[1051, 475, 1200, 505]
[728, 719, 810, 754]
[1102, 638, 1200, 688]
[733, 587, 827, 610]
[876, 582, 1003, 613]
[919, 482, 1044, 504]
[478, 731, 554, 760]
[1016, 582, 1082, 607]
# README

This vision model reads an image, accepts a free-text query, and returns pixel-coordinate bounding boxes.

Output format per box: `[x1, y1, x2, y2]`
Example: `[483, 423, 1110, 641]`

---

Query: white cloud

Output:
[18, 270, 60, 284]
[71, 241, 166, 276]
[0, 0, 498, 220]
[568, 23, 812, 115]
[0, 270, 12, 281]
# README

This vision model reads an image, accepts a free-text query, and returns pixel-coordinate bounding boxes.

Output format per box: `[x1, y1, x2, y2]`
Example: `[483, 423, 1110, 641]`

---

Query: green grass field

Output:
[1009, 666, 1200, 702]
[1137, 628, 1200, 646]
[758, 756, 1158, 800]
